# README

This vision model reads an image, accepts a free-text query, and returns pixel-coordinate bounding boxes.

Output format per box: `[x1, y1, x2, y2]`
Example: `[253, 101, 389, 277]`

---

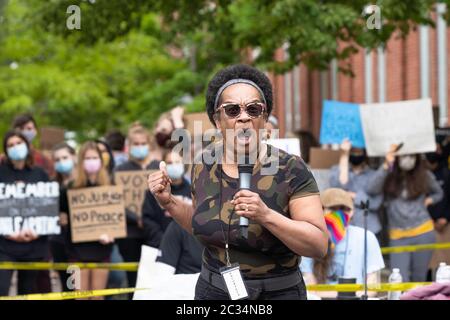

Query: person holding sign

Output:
[142, 149, 192, 248]
[114, 126, 159, 293]
[366, 145, 443, 282]
[329, 139, 383, 236]
[60, 141, 115, 297]
[148, 65, 327, 300]
[0, 130, 51, 296]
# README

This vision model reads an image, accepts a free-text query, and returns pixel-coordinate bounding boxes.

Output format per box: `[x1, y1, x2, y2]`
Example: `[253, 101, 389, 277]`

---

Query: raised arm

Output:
[147, 161, 194, 233]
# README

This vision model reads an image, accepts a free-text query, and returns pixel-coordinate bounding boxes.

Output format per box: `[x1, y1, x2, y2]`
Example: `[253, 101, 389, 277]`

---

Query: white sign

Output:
[360, 99, 436, 156]
[133, 245, 199, 300]
[266, 138, 301, 157]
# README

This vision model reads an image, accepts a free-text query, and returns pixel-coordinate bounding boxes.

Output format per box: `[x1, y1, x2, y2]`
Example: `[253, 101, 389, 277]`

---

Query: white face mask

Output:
[399, 155, 416, 171]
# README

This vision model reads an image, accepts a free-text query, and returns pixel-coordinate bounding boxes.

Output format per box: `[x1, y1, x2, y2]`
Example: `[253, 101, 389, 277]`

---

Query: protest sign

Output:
[114, 170, 155, 217]
[40, 127, 65, 151]
[360, 99, 436, 156]
[0, 182, 60, 236]
[309, 147, 341, 169]
[319, 100, 365, 148]
[68, 186, 126, 243]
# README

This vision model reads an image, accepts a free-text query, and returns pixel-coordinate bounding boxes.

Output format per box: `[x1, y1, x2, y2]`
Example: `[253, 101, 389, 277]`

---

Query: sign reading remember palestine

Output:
[0, 181, 60, 236]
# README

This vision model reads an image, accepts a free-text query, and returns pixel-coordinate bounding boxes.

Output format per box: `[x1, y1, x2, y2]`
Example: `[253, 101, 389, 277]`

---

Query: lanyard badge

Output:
[219, 263, 249, 300]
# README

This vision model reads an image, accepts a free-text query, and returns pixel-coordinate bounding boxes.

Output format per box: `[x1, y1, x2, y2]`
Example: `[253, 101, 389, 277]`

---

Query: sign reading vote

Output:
[320, 100, 365, 148]
[0, 182, 60, 236]
[360, 98, 436, 156]
[68, 186, 126, 243]
[114, 170, 155, 217]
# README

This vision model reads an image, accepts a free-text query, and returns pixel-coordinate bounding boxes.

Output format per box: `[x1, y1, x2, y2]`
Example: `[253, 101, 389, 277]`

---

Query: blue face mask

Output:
[114, 152, 128, 166]
[7, 143, 28, 161]
[21, 130, 36, 143]
[55, 159, 74, 174]
[130, 145, 149, 160]
[166, 163, 185, 180]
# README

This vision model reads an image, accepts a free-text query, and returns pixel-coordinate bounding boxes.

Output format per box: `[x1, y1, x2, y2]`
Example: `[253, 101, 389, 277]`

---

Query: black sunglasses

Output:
[217, 102, 265, 119]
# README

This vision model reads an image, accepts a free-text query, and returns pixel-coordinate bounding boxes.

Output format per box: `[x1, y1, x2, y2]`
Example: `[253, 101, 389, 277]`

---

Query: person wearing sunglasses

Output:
[300, 188, 385, 299]
[148, 64, 328, 300]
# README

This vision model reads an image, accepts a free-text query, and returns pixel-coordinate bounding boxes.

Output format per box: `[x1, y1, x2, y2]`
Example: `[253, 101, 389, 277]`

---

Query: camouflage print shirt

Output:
[191, 143, 319, 279]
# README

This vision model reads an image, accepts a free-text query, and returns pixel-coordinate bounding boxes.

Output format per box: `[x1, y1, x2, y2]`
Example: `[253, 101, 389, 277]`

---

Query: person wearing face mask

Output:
[0, 131, 51, 296]
[59, 141, 114, 298]
[11, 113, 54, 178]
[149, 107, 186, 164]
[49, 142, 77, 292]
[105, 130, 128, 167]
[425, 144, 450, 273]
[300, 188, 384, 299]
[366, 145, 444, 282]
[329, 139, 383, 237]
[113, 126, 159, 295]
[142, 149, 192, 248]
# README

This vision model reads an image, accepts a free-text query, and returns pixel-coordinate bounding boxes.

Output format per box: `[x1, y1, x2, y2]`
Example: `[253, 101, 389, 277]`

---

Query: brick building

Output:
[270, 4, 449, 140]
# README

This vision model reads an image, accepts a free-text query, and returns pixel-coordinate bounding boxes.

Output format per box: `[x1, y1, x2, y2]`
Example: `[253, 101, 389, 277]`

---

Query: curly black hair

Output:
[206, 64, 273, 126]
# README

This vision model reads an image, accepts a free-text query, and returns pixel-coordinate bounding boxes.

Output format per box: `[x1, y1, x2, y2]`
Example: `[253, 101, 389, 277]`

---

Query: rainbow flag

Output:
[325, 210, 350, 245]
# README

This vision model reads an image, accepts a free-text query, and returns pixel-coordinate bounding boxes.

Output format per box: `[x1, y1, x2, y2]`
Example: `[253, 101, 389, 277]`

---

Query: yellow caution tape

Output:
[0, 282, 434, 300]
[0, 242, 449, 272]
[307, 282, 431, 292]
[0, 287, 145, 300]
[0, 262, 138, 271]
[381, 242, 450, 254]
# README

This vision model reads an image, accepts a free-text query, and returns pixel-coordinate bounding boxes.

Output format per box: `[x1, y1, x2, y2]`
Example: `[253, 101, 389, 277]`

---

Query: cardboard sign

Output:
[67, 186, 126, 243]
[309, 147, 342, 169]
[114, 170, 155, 217]
[360, 99, 436, 156]
[0, 182, 60, 236]
[266, 138, 301, 157]
[184, 112, 215, 137]
[311, 169, 331, 192]
[320, 100, 365, 148]
[40, 127, 65, 151]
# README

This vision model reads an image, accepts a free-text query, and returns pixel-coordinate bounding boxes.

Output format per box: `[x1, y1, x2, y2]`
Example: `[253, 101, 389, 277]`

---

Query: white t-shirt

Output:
[300, 226, 385, 284]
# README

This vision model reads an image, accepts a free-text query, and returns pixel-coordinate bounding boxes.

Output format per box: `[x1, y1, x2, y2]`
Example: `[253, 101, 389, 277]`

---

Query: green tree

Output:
[0, 0, 202, 142]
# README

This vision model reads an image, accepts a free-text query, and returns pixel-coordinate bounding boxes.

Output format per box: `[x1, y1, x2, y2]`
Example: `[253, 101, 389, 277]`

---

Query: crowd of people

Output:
[1, 64, 450, 300]
[0, 109, 204, 299]
[299, 136, 450, 298]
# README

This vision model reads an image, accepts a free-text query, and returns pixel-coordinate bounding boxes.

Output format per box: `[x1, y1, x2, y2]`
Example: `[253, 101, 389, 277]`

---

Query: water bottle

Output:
[387, 268, 403, 300]
[436, 262, 450, 283]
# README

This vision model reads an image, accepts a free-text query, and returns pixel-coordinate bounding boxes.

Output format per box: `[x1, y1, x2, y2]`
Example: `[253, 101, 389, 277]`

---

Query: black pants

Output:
[0, 252, 44, 296]
[49, 240, 72, 292]
[117, 238, 143, 298]
[194, 274, 307, 300]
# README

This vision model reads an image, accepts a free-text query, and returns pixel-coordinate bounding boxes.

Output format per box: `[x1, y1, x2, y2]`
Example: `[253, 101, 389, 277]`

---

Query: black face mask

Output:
[426, 152, 442, 164]
[349, 154, 366, 166]
[155, 132, 172, 147]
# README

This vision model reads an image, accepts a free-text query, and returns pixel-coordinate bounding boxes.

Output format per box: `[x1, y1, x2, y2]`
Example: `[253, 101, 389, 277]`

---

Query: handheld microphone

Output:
[238, 157, 254, 239]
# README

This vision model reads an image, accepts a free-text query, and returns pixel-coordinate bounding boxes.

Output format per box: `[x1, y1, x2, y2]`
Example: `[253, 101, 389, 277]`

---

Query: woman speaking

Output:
[147, 64, 328, 300]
